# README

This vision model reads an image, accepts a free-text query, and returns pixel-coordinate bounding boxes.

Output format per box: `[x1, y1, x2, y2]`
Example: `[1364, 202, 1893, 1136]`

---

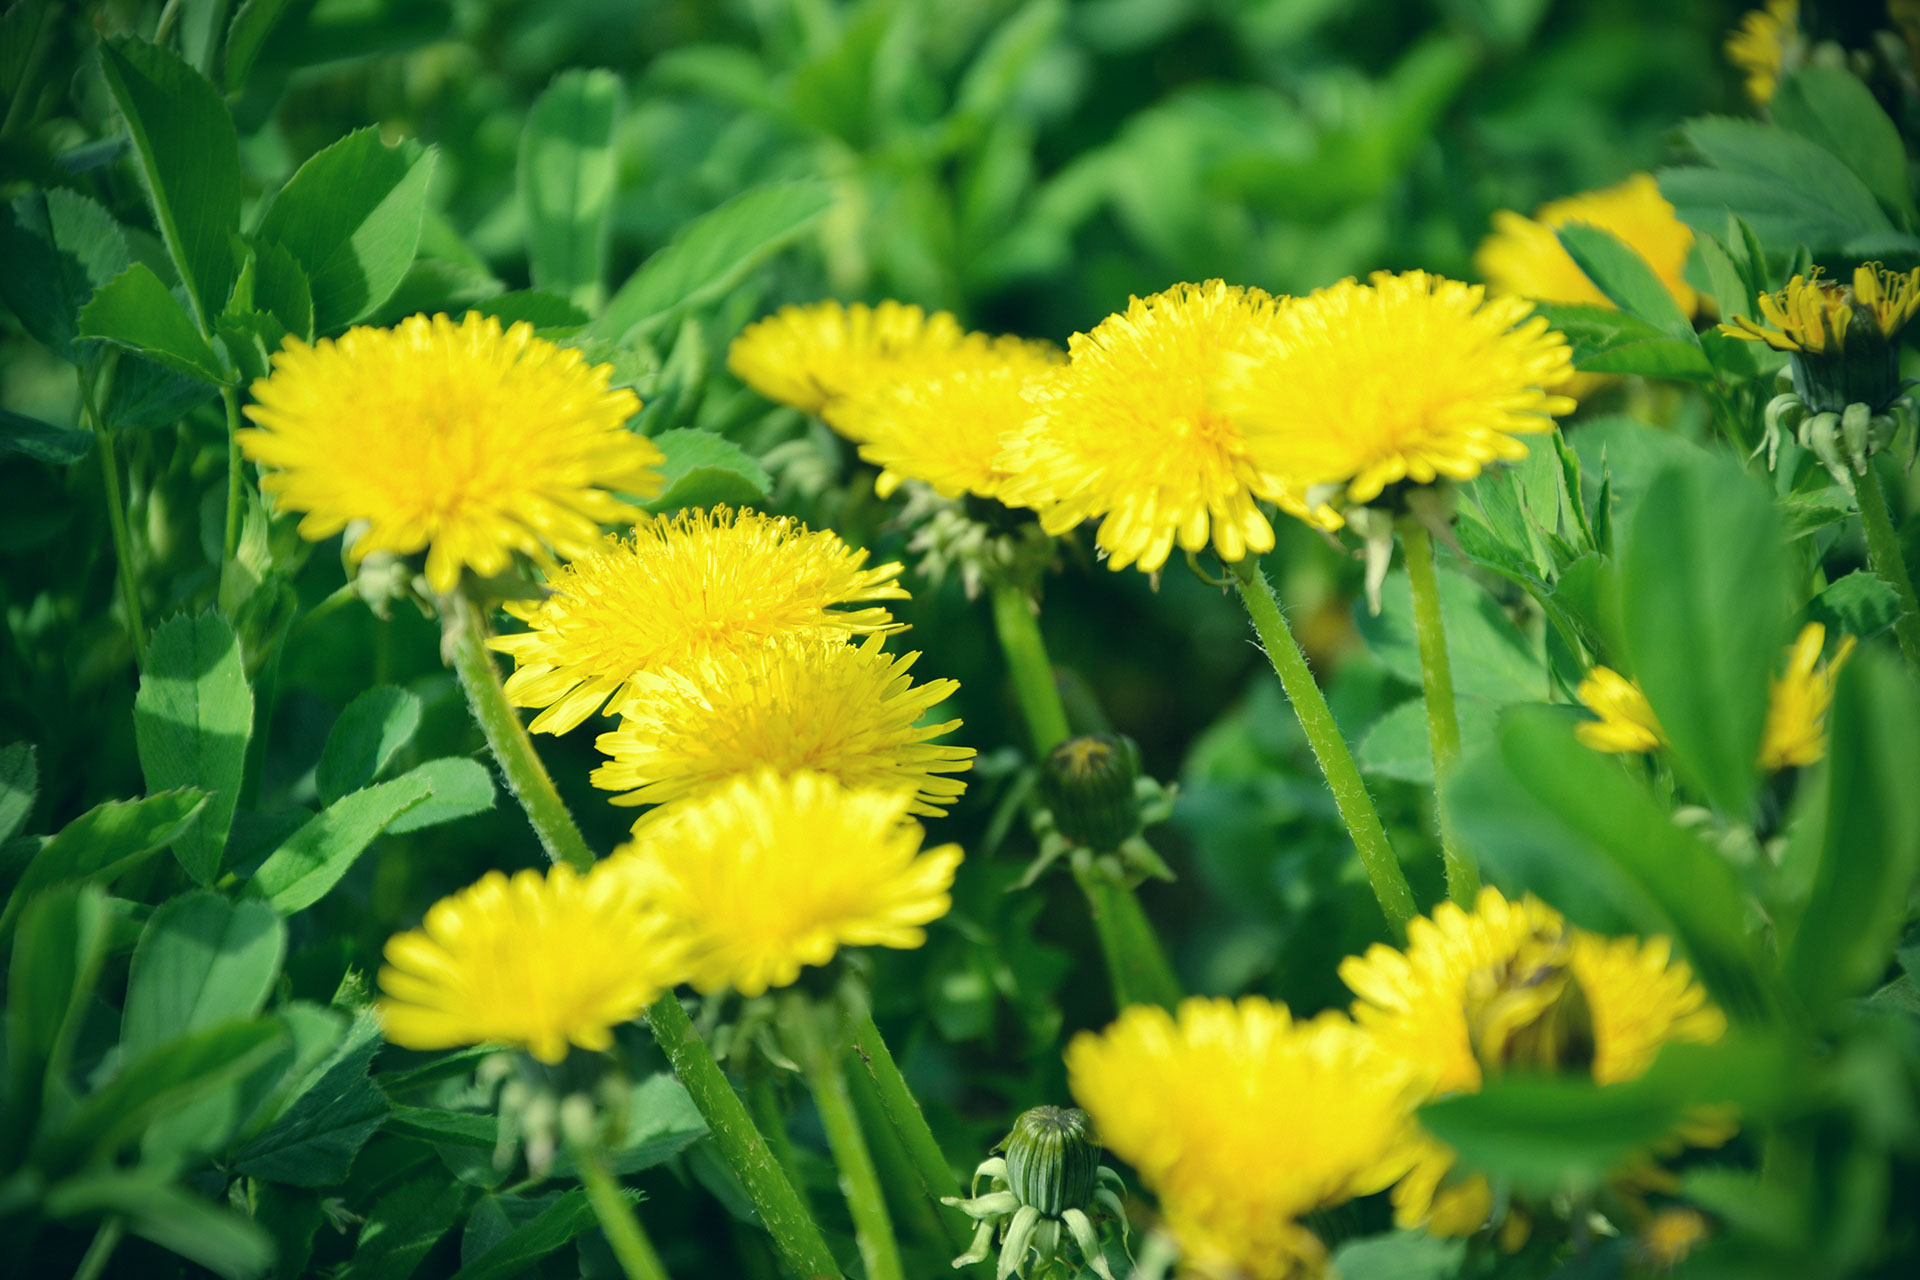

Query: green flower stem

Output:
[646, 993, 842, 1280]
[989, 582, 1071, 754]
[1230, 556, 1416, 935]
[446, 595, 597, 872]
[221, 386, 246, 562]
[1399, 522, 1480, 905]
[780, 992, 904, 1280]
[746, 1068, 806, 1193]
[1858, 464, 1920, 671]
[572, 1143, 673, 1280]
[1069, 851, 1184, 1011]
[71, 1216, 123, 1280]
[78, 368, 146, 667]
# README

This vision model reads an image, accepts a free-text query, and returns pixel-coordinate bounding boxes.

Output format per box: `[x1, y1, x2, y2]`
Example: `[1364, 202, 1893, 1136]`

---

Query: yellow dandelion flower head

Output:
[1723, 264, 1920, 355]
[832, 338, 1065, 501]
[239, 312, 661, 595]
[375, 862, 680, 1065]
[1761, 622, 1856, 770]
[1574, 666, 1665, 755]
[995, 281, 1295, 573]
[607, 769, 962, 996]
[1066, 997, 1419, 1280]
[490, 506, 909, 735]
[727, 299, 974, 426]
[590, 633, 974, 822]
[1636, 1207, 1712, 1271]
[1474, 174, 1698, 317]
[1726, 0, 1799, 105]
[1223, 272, 1574, 511]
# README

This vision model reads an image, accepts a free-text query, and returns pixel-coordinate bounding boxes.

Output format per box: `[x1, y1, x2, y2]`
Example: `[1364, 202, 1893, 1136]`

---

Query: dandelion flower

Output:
[1339, 887, 1725, 1234]
[1067, 997, 1419, 1280]
[1726, 0, 1799, 105]
[609, 769, 961, 997]
[1574, 666, 1665, 755]
[490, 507, 908, 734]
[996, 281, 1298, 572]
[240, 312, 661, 595]
[1224, 272, 1573, 513]
[1475, 174, 1698, 318]
[730, 299, 979, 432]
[1725, 264, 1920, 355]
[591, 634, 973, 822]
[376, 863, 680, 1065]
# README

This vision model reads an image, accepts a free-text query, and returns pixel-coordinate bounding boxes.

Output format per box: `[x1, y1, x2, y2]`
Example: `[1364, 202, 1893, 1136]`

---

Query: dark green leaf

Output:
[135, 611, 255, 884]
[0, 790, 207, 936]
[0, 188, 131, 360]
[2, 885, 111, 1165]
[98, 37, 243, 327]
[225, 0, 306, 93]
[470, 290, 590, 331]
[383, 758, 495, 834]
[343, 1177, 469, 1280]
[42, 1169, 274, 1280]
[520, 69, 623, 312]
[257, 127, 437, 331]
[450, 1188, 601, 1280]
[1555, 224, 1697, 340]
[1809, 570, 1903, 641]
[557, 1072, 707, 1177]
[0, 408, 92, 464]
[122, 891, 286, 1059]
[644, 427, 772, 513]
[0, 743, 34, 844]
[101, 353, 218, 432]
[250, 774, 434, 914]
[1779, 487, 1858, 540]
[77, 263, 229, 384]
[1771, 68, 1917, 227]
[251, 238, 314, 342]
[385, 1104, 496, 1148]
[236, 1012, 389, 1186]
[317, 686, 423, 805]
[214, 307, 290, 384]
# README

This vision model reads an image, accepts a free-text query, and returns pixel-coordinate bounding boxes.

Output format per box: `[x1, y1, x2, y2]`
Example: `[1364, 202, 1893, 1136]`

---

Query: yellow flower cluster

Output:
[1726, 0, 1800, 106]
[1723, 264, 1920, 356]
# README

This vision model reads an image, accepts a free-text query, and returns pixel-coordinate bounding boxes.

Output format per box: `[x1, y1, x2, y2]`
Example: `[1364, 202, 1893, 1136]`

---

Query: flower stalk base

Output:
[1400, 521, 1480, 905]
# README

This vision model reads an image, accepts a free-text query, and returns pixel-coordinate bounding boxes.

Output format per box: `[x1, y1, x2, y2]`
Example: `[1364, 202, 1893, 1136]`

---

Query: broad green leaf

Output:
[135, 611, 255, 883]
[1771, 68, 1917, 227]
[235, 1012, 389, 1186]
[1354, 566, 1548, 703]
[143, 999, 344, 1166]
[252, 238, 315, 342]
[644, 427, 772, 513]
[385, 1104, 496, 1148]
[1575, 337, 1714, 380]
[1784, 652, 1920, 1014]
[102, 353, 219, 432]
[122, 892, 286, 1060]
[42, 1169, 274, 1280]
[591, 181, 833, 342]
[1328, 1232, 1466, 1280]
[0, 743, 34, 844]
[98, 38, 243, 327]
[470, 289, 589, 330]
[1356, 695, 1501, 786]
[384, 758, 495, 834]
[77, 263, 228, 384]
[251, 774, 434, 914]
[3, 885, 110, 1165]
[520, 69, 623, 312]
[0, 188, 131, 361]
[1810, 570, 1903, 641]
[450, 1189, 601, 1280]
[0, 408, 92, 464]
[256, 127, 437, 331]
[1619, 454, 1788, 815]
[343, 1177, 469, 1280]
[1555, 224, 1697, 340]
[0, 790, 207, 936]
[1682, 117, 1894, 235]
[1696, 233, 1757, 324]
[317, 686, 422, 804]
[214, 307, 290, 384]
[553, 1071, 707, 1177]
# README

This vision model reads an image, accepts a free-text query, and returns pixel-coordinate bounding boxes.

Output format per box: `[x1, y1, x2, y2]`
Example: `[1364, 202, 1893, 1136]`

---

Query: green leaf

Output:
[235, 1012, 390, 1186]
[644, 427, 772, 513]
[3, 885, 111, 1165]
[591, 181, 833, 343]
[450, 1188, 601, 1280]
[1357, 695, 1501, 786]
[122, 892, 286, 1060]
[102, 354, 220, 432]
[0, 408, 92, 464]
[214, 307, 290, 385]
[554, 1072, 707, 1177]
[1771, 67, 1917, 227]
[1354, 566, 1548, 703]
[1618, 453, 1788, 815]
[343, 1177, 469, 1280]
[0, 188, 132, 361]
[1555, 224, 1697, 340]
[469, 289, 589, 331]
[520, 69, 623, 313]
[252, 238, 315, 342]
[1809, 570, 1903, 641]
[135, 611, 255, 884]
[1784, 651, 1920, 1013]
[42, 1169, 274, 1280]
[383, 758, 495, 834]
[0, 790, 207, 936]
[0, 743, 34, 844]
[256, 127, 438, 331]
[77, 263, 229, 384]
[1328, 1232, 1467, 1280]
[1575, 336, 1714, 380]
[317, 686, 423, 804]
[250, 774, 434, 914]
[98, 37, 243, 328]
[225, 0, 304, 94]
[178, 0, 237, 76]
[385, 1104, 497, 1148]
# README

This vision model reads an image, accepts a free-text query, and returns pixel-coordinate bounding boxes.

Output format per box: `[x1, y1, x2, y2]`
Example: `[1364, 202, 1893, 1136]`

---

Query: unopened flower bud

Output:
[1002, 1106, 1101, 1218]
[1041, 735, 1142, 852]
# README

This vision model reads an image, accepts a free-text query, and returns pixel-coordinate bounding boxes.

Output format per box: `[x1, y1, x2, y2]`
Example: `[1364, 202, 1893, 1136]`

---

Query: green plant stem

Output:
[1230, 556, 1416, 935]
[1069, 851, 1184, 1010]
[1399, 522, 1479, 905]
[989, 582, 1071, 754]
[72, 1217, 124, 1280]
[780, 992, 903, 1280]
[746, 1069, 806, 1192]
[646, 994, 842, 1280]
[221, 387, 245, 562]
[447, 595, 597, 872]
[79, 371, 146, 667]
[1858, 464, 1920, 671]
[573, 1143, 673, 1280]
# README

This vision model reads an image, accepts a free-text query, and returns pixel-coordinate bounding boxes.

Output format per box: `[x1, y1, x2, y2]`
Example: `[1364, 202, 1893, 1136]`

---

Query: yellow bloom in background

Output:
[591, 634, 973, 823]
[1339, 887, 1725, 1235]
[1726, 0, 1799, 105]
[376, 863, 680, 1065]
[1066, 997, 1419, 1280]
[609, 770, 962, 997]
[490, 506, 908, 734]
[1223, 272, 1573, 515]
[832, 339, 1065, 500]
[240, 312, 662, 595]
[1574, 666, 1664, 755]
[1475, 174, 1699, 318]
[1725, 265, 1920, 355]
[996, 280, 1295, 572]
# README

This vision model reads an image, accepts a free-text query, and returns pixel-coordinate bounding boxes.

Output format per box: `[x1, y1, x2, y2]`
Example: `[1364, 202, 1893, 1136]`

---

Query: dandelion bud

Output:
[1041, 735, 1143, 852]
[1725, 265, 1920, 416]
[1002, 1106, 1101, 1218]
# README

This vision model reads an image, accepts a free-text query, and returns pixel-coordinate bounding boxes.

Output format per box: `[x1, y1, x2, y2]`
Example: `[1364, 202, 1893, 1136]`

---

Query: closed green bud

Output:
[1041, 735, 1142, 852]
[1002, 1106, 1100, 1217]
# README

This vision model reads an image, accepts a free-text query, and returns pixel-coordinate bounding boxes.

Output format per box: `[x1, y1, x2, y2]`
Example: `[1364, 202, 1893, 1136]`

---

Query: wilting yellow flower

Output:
[1067, 997, 1419, 1280]
[1340, 887, 1725, 1235]
[996, 281, 1297, 572]
[591, 634, 973, 823]
[609, 770, 961, 996]
[376, 863, 680, 1065]
[1574, 667, 1664, 755]
[1223, 272, 1573, 515]
[1724, 265, 1920, 355]
[832, 340, 1065, 500]
[490, 507, 907, 734]
[1475, 174, 1699, 319]
[240, 312, 661, 595]
[1726, 0, 1798, 105]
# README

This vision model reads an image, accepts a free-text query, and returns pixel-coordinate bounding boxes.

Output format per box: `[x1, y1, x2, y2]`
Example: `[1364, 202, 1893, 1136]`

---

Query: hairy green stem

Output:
[1858, 465, 1920, 671]
[573, 1143, 673, 1280]
[221, 387, 245, 562]
[746, 1069, 806, 1193]
[1230, 556, 1416, 934]
[1400, 523, 1479, 905]
[780, 992, 903, 1280]
[1069, 852, 1184, 1010]
[72, 1217, 124, 1280]
[989, 582, 1071, 754]
[80, 369, 146, 667]
[647, 994, 842, 1280]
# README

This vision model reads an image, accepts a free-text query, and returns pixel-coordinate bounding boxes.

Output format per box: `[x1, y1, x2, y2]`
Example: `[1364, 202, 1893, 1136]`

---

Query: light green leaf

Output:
[644, 427, 772, 513]
[0, 743, 34, 844]
[0, 790, 207, 937]
[178, 0, 236, 76]
[317, 686, 422, 804]
[0, 408, 93, 465]
[1555, 224, 1697, 340]
[1771, 67, 1917, 227]
[384, 757, 495, 834]
[470, 289, 589, 331]
[135, 611, 255, 884]
[1356, 695, 1501, 786]
[122, 891, 286, 1060]
[42, 1169, 274, 1280]
[251, 774, 434, 913]
[252, 237, 315, 342]
[78, 263, 229, 384]
[1354, 566, 1548, 703]
[3, 885, 111, 1165]
[1329, 1232, 1466, 1280]
[0, 188, 131, 361]
[520, 69, 623, 313]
